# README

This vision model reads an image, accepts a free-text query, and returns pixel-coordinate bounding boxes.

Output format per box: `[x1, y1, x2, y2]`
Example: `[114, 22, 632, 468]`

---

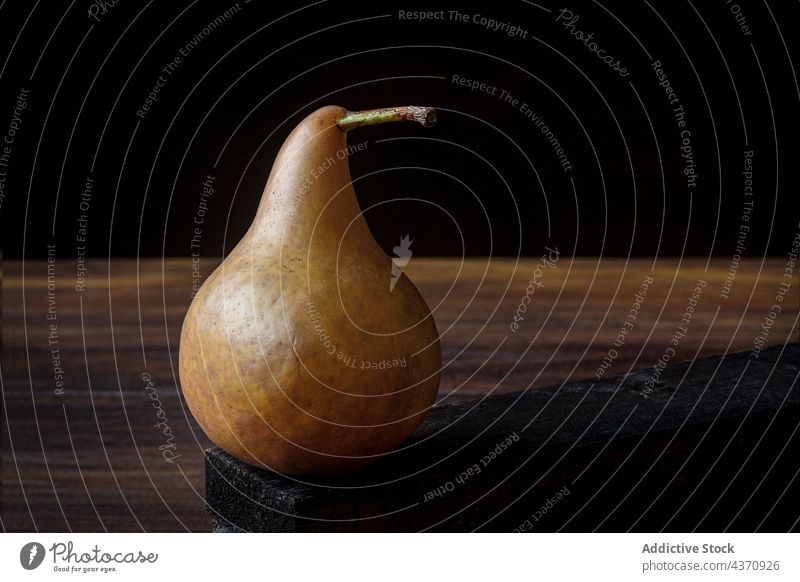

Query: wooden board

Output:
[205, 344, 800, 532]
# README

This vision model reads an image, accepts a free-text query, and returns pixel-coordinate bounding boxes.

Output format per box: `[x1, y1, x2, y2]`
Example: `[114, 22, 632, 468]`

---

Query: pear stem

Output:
[335, 106, 437, 131]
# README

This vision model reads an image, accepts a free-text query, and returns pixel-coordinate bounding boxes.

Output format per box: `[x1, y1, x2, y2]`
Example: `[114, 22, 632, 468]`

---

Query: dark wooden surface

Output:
[3, 257, 798, 531]
[206, 344, 800, 532]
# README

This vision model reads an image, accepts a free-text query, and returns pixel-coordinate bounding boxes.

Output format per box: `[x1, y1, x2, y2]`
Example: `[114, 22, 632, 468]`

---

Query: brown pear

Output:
[179, 105, 441, 475]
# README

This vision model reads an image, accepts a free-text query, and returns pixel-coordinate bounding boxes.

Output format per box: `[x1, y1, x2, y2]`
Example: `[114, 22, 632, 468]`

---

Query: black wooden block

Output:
[206, 343, 800, 532]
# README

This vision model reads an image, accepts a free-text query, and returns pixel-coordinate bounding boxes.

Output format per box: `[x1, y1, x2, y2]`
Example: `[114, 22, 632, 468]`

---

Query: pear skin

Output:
[179, 105, 441, 475]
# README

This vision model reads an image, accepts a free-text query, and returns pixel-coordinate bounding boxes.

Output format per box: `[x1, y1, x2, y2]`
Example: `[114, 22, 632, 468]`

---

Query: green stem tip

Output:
[335, 106, 437, 131]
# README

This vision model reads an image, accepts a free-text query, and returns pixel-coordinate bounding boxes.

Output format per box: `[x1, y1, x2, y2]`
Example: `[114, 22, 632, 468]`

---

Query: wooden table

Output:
[3, 257, 797, 531]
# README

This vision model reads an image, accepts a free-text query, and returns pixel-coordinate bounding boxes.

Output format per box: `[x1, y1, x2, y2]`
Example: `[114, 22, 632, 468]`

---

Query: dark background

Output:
[1, 0, 798, 258]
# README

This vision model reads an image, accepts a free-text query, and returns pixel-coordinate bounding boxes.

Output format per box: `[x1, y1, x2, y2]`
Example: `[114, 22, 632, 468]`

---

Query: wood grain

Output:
[3, 257, 797, 531]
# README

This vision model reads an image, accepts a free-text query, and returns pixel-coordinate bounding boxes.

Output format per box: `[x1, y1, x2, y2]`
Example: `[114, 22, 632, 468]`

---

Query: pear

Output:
[179, 105, 441, 476]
